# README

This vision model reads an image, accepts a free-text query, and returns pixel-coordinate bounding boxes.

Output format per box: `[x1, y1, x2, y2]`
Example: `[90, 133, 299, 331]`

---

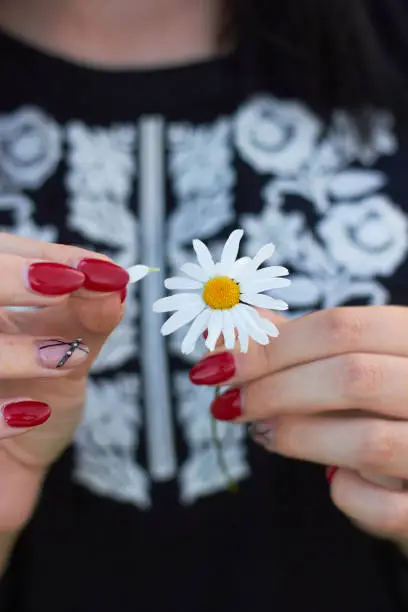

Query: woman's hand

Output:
[189, 306, 408, 552]
[0, 233, 128, 531]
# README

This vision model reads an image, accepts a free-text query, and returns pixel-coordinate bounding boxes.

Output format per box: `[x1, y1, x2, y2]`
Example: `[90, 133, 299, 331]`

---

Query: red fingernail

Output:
[2, 400, 51, 428]
[27, 263, 85, 296]
[326, 466, 339, 484]
[189, 352, 236, 385]
[120, 287, 127, 303]
[203, 330, 208, 340]
[77, 259, 129, 292]
[210, 388, 242, 421]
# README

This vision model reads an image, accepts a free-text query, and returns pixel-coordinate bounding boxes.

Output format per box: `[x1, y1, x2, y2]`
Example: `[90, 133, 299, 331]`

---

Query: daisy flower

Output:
[153, 229, 290, 354]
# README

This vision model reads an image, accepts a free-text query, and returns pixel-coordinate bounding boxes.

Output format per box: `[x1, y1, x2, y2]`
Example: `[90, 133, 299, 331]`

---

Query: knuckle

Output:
[359, 422, 397, 472]
[338, 354, 384, 401]
[323, 309, 364, 351]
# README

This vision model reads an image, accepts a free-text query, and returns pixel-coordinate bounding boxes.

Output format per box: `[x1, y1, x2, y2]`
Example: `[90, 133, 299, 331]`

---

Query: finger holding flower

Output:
[191, 303, 408, 552]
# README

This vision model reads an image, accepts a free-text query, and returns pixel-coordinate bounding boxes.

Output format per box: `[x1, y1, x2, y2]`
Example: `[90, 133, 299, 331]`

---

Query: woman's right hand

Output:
[0, 233, 128, 532]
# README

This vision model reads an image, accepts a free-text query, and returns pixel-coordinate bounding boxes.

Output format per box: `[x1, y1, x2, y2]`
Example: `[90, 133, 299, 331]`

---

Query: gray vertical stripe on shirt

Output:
[139, 116, 177, 481]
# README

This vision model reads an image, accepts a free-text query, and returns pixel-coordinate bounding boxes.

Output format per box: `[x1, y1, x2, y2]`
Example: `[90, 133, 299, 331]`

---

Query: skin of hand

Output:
[190, 306, 408, 554]
[0, 233, 127, 532]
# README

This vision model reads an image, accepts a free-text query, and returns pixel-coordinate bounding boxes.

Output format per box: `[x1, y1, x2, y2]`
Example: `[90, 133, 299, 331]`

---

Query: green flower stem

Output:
[212, 386, 238, 493]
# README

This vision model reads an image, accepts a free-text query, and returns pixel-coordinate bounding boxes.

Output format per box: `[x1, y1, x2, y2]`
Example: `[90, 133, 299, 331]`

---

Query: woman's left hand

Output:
[189, 306, 408, 552]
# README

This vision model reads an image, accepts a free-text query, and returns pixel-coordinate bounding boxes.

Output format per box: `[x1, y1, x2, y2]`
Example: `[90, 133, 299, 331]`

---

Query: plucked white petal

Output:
[164, 277, 203, 291]
[181, 309, 211, 355]
[240, 293, 289, 311]
[127, 265, 150, 283]
[230, 307, 250, 353]
[240, 277, 291, 294]
[193, 239, 215, 275]
[153, 293, 203, 313]
[206, 310, 224, 351]
[160, 302, 205, 336]
[220, 229, 244, 267]
[222, 310, 236, 350]
[180, 262, 209, 282]
[237, 305, 270, 345]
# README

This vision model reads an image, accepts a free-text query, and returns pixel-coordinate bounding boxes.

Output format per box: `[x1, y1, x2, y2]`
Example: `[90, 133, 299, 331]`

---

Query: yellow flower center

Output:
[202, 276, 241, 310]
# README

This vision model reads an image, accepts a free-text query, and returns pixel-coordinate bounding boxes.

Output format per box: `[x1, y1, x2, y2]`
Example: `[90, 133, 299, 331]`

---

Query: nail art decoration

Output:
[37, 338, 90, 369]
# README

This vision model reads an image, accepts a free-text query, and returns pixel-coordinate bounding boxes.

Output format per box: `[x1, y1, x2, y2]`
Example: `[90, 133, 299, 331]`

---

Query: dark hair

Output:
[225, 0, 408, 125]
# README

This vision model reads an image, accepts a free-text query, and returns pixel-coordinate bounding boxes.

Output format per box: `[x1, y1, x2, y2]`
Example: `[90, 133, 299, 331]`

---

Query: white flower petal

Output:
[181, 262, 209, 282]
[206, 310, 223, 352]
[164, 277, 203, 291]
[241, 293, 289, 311]
[222, 310, 236, 350]
[252, 243, 276, 269]
[181, 309, 211, 355]
[241, 305, 280, 338]
[230, 307, 250, 353]
[233, 247, 273, 284]
[240, 277, 291, 294]
[230, 257, 252, 281]
[153, 293, 203, 313]
[237, 305, 270, 345]
[252, 266, 290, 279]
[127, 265, 150, 283]
[160, 302, 205, 336]
[220, 229, 244, 267]
[193, 239, 215, 275]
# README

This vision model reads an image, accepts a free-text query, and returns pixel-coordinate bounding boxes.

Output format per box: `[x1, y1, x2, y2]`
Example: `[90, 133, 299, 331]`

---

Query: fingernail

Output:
[27, 262, 85, 296]
[36, 338, 90, 369]
[249, 421, 274, 447]
[203, 330, 208, 340]
[77, 259, 129, 292]
[189, 352, 236, 385]
[210, 388, 242, 421]
[326, 466, 339, 484]
[120, 287, 127, 303]
[2, 400, 51, 428]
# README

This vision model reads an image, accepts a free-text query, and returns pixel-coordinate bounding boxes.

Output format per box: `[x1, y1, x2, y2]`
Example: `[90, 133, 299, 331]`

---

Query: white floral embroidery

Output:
[67, 122, 136, 200]
[0, 107, 61, 188]
[65, 120, 148, 503]
[175, 372, 249, 504]
[168, 118, 235, 270]
[74, 374, 150, 509]
[0, 193, 57, 242]
[318, 195, 408, 277]
[240, 98, 405, 316]
[235, 95, 322, 174]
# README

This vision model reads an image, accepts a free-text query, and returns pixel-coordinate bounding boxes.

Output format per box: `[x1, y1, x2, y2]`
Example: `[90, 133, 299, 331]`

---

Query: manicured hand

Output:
[190, 306, 408, 552]
[0, 233, 128, 531]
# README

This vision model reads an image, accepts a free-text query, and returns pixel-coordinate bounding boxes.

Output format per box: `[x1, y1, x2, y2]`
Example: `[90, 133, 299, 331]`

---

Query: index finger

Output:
[0, 233, 130, 295]
[190, 306, 407, 387]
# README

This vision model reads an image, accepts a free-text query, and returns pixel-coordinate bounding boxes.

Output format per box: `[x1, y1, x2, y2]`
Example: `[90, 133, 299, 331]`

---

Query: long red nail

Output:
[211, 388, 242, 421]
[28, 262, 85, 296]
[326, 466, 339, 484]
[2, 400, 51, 428]
[77, 259, 129, 292]
[120, 287, 127, 303]
[189, 353, 236, 385]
